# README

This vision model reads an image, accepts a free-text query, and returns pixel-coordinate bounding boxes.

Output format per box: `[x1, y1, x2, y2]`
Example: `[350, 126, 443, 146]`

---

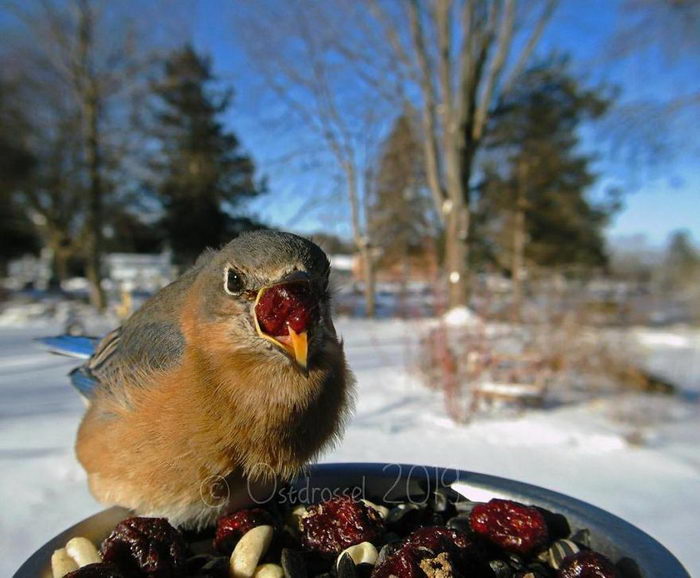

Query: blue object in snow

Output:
[36, 335, 98, 359]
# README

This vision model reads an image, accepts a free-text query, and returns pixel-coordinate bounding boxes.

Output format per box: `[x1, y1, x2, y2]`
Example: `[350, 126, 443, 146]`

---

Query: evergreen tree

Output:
[477, 59, 616, 274]
[369, 114, 437, 267]
[0, 83, 39, 271]
[661, 230, 700, 292]
[104, 208, 165, 254]
[151, 45, 264, 266]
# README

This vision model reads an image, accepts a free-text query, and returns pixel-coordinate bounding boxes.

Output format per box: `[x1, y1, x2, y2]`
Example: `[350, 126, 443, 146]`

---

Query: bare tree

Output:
[74, 0, 107, 309]
[609, 0, 700, 66]
[0, 56, 84, 283]
[235, 1, 556, 312]
[3, 0, 167, 309]
[367, 0, 558, 308]
[602, 0, 700, 171]
[24, 117, 85, 284]
[234, 2, 394, 317]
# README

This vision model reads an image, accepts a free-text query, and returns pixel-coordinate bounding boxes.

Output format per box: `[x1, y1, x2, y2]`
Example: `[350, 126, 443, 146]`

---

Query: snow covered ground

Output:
[1, 314, 699, 576]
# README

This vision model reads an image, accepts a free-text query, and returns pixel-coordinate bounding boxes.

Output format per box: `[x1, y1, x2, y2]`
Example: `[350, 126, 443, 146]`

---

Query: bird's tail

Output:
[69, 366, 98, 399]
[35, 335, 98, 360]
[36, 335, 100, 400]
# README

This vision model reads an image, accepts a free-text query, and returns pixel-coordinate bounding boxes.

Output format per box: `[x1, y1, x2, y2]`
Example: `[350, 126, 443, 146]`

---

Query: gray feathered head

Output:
[196, 231, 333, 370]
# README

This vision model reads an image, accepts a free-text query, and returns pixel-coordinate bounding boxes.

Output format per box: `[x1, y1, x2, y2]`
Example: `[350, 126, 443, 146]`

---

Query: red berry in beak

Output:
[254, 282, 316, 369]
[255, 283, 315, 337]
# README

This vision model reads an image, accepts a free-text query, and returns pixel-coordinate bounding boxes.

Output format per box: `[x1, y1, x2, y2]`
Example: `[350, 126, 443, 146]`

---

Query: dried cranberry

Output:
[101, 517, 187, 578]
[469, 499, 549, 555]
[213, 508, 276, 554]
[557, 551, 619, 578]
[64, 564, 125, 578]
[256, 283, 315, 336]
[300, 496, 384, 555]
[372, 526, 483, 578]
[372, 545, 447, 578]
[406, 526, 473, 551]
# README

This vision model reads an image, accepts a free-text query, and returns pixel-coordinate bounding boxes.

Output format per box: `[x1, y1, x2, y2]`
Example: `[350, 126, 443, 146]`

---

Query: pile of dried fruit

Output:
[52, 490, 625, 578]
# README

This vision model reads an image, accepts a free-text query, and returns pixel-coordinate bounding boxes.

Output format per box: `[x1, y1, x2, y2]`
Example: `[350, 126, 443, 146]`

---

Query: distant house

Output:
[4, 249, 176, 294]
[5, 250, 52, 290]
[326, 253, 354, 287]
[104, 252, 175, 292]
[329, 254, 354, 273]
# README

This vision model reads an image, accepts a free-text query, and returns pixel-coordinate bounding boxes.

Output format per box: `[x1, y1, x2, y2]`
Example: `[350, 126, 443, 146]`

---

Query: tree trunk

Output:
[360, 244, 376, 318]
[77, 0, 106, 312]
[84, 91, 106, 312]
[444, 203, 470, 308]
[343, 161, 376, 319]
[54, 248, 69, 284]
[442, 121, 473, 310]
[47, 235, 71, 289]
[511, 162, 528, 322]
[511, 195, 526, 323]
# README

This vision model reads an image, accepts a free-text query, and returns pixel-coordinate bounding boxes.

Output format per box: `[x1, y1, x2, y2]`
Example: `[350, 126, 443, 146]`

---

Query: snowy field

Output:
[1, 313, 699, 576]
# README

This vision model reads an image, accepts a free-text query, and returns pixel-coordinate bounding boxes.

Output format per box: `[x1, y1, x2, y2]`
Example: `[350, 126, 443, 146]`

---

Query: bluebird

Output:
[41, 231, 353, 528]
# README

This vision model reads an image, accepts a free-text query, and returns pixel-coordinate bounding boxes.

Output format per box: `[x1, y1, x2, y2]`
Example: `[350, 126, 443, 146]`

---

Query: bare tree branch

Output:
[435, 0, 454, 125]
[454, 0, 476, 150]
[236, 0, 383, 315]
[502, 0, 558, 94]
[407, 0, 448, 212]
[473, 0, 516, 141]
[367, 0, 421, 85]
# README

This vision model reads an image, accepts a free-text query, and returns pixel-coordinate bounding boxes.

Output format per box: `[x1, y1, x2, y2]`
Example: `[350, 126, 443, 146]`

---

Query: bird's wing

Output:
[77, 319, 186, 399]
[81, 319, 185, 388]
[74, 266, 201, 399]
[36, 324, 183, 399]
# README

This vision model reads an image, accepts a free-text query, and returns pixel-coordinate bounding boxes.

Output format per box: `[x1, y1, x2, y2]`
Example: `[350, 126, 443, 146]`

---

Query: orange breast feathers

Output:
[76, 281, 351, 521]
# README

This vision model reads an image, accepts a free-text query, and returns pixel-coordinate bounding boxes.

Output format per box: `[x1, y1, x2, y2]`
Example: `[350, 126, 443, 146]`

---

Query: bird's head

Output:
[191, 231, 334, 372]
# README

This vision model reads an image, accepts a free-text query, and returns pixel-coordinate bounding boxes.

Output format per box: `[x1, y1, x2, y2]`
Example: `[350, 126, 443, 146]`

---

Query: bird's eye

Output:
[224, 267, 244, 295]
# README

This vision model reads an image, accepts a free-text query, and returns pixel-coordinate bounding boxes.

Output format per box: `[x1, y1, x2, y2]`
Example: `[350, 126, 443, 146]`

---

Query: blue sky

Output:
[4, 0, 685, 249]
[190, 0, 700, 245]
[183, 0, 699, 249]
[538, 0, 700, 247]
[1, 1, 696, 247]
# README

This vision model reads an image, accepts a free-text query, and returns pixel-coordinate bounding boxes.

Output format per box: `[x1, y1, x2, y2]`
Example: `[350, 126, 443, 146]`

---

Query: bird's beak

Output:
[253, 284, 309, 370]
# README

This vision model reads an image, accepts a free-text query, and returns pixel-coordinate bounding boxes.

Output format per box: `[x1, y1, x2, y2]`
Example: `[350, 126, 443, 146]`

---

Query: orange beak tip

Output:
[287, 327, 309, 370]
